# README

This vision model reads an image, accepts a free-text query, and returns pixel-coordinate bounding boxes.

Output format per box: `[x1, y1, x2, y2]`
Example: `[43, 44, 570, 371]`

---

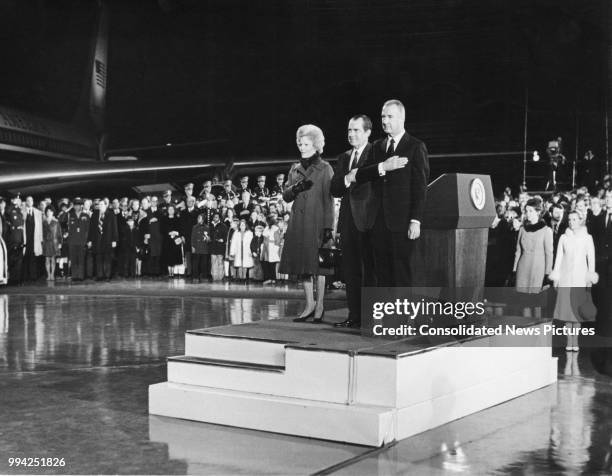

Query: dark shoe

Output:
[293, 309, 315, 322]
[334, 318, 360, 328]
[312, 310, 325, 324]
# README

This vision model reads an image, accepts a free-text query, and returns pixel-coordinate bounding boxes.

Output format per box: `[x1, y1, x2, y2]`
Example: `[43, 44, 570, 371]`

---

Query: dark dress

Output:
[42, 218, 62, 257]
[161, 216, 183, 267]
[278, 153, 334, 276]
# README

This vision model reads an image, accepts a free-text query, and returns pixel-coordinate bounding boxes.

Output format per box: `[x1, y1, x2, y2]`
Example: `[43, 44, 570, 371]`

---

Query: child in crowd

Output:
[249, 225, 265, 282]
[229, 219, 253, 282]
[262, 217, 281, 284]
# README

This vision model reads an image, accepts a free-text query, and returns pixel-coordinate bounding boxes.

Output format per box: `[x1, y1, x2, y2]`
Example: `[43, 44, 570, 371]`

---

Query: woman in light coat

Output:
[513, 197, 553, 317]
[550, 210, 598, 351]
[262, 217, 281, 284]
[230, 219, 254, 281]
[513, 198, 553, 293]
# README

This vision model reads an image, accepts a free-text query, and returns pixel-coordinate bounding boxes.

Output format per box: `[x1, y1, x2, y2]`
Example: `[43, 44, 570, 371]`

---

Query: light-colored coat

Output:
[550, 226, 597, 287]
[22, 207, 43, 256]
[262, 225, 281, 263]
[549, 226, 598, 322]
[230, 230, 254, 268]
[514, 222, 553, 293]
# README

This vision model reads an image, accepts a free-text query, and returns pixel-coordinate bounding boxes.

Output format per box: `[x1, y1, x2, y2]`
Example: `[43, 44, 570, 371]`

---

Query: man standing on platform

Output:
[330, 115, 377, 328]
[350, 99, 429, 287]
[87, 200, 118, 281]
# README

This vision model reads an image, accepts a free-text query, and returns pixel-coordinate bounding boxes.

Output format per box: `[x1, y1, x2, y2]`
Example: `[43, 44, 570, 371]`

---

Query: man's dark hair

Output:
[350, 114, 373, 132]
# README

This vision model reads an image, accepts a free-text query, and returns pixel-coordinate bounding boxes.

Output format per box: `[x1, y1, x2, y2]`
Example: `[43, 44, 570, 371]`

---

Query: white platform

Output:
[149, 320, 558, 447]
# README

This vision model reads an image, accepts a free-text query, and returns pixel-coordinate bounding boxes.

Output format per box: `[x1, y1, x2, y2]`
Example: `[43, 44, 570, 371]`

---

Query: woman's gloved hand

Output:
[292, 179, 313, 194]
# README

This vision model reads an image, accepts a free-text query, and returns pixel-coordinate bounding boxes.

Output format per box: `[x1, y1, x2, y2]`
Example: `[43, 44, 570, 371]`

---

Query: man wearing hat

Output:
[270, 173, 286, 211]
[197, 181, 217, 222]
[67, 198, 90, 281]
[5, 195, 25, 284]
[176, 183, 196, 211]
[217, 179, 237, 205]
[252, 175, 270, 203]
[159, 190, 174, 216]
[238, 176, 251, 196]
[271, 174, 286, 196]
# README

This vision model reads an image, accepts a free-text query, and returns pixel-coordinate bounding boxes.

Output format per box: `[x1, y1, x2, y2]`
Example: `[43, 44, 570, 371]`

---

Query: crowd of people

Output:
[0, 99, 429, 329]
[487, 180, 612, 350]
[0, 175, 305, 287]
[0, 96, 610, 336]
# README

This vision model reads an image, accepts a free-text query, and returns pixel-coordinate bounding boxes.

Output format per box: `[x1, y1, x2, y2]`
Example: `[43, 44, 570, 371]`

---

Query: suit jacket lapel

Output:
[344, 150, 352, 174]
[356, 143, 371, 168]
[395, 133, 410, 154]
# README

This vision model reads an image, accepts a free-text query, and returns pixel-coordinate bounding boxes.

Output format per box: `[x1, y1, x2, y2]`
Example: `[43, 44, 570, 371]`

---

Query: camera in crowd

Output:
[546, 137, 566, 169]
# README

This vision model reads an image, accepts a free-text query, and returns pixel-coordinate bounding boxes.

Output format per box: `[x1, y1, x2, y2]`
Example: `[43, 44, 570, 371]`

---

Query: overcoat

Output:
[514, 221, 553, 293]
[278, 154, 334, 276]
[230, 230, 254, 268]
[549, 226, 598, 322]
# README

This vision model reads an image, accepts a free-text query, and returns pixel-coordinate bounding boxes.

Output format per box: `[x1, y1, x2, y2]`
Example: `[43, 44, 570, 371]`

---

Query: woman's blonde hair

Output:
[296, 124, 325, 153]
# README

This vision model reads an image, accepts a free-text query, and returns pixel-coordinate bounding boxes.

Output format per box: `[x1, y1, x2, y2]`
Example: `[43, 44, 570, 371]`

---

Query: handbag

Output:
[137, 243, 150, 260]
[577, 288, 597, 322]
[318, 247, 341, 269]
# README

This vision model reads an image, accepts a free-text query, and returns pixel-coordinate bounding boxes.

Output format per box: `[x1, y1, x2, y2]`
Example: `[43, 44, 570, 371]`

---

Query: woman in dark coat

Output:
[42, 206, 63, 280]
[161, 204, 184, 277]
[279, 124, 334, 323]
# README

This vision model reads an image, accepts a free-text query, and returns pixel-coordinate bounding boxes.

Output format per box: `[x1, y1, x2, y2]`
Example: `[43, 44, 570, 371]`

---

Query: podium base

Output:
[149, 319, 557, 447]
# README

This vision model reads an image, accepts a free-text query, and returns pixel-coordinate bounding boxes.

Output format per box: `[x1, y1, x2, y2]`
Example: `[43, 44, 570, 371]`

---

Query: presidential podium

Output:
[411, 173, 496, 294]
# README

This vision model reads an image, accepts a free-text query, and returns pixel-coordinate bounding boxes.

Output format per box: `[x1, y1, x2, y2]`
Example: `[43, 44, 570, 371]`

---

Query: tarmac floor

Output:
[1, 278, 611, 475]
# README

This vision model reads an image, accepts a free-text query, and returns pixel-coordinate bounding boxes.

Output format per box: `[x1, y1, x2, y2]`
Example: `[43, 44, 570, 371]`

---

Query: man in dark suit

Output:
[546, 202, 568, 266]
[180, 196, 199, 277]
[87, 200, 118, 281]
[592, 190, 612, 332]
[350, 99, 430, 287]
[330, 115, 377, 328]
[67, 198, 90, 281]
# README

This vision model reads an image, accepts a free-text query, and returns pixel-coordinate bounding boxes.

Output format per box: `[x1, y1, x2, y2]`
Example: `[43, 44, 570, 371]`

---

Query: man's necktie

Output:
[386, 137, 395, 157]
[607, 212, 612, 230]
[350, 149, 360, 170]
[98, 213, 104, 234]
[553, 223, 558, 235]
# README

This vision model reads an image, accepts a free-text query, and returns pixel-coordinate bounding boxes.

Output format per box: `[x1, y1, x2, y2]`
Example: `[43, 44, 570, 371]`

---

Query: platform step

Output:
[185, 331, 290, 367]
[149, 381, 395, 447]
[168, 355, 285, 373]
[168, 347, 351, 404]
